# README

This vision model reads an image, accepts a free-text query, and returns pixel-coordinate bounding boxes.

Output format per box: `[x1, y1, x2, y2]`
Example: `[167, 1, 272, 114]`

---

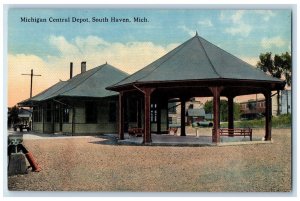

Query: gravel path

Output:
[7, 129, 291, 192]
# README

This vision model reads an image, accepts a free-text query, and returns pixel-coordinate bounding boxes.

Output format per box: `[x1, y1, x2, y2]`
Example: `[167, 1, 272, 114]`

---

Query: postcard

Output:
[6, 6, 292, 194]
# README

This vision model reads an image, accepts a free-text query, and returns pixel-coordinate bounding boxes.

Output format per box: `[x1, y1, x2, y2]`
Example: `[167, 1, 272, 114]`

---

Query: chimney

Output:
[81, 61, 86, 73]
[70, 62, 73, 79]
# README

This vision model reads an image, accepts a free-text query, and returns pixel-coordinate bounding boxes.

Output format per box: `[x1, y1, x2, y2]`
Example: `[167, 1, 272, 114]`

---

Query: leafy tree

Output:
[257, 52, 292, 115]
[274, 52, 291, 86]
[8, 105, 20, 127]
[204, 100, 241, 122]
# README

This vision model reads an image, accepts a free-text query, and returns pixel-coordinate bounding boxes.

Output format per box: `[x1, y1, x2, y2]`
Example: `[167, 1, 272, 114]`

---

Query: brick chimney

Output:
[81, 61, 86, 73]
[70, 62, 73, 79]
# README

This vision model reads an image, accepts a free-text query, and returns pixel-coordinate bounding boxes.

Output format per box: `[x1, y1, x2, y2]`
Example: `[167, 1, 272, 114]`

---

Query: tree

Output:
[257, 52, 292, 115]
[204, 100, 241, 122]
[8, 105, 20, 127]
[274, 52, 291, 86]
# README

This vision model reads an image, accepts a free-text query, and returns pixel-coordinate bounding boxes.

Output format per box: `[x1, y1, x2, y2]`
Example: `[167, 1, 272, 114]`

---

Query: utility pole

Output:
[21, 69, 42, 98]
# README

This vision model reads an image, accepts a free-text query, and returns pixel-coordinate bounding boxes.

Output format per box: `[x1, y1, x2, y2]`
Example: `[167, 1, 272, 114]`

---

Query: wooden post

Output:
[264, 90, 272, 141]
[137, 98, 142, 128]
[142, 88, 155, 144]
[71, 105, 75, 135]
[228, 96, 234, 137]
[118, 92, 125, 140]
[51, 101, 54, 133]
[157, 100, 161, 134]
[42, 105, 45, 133]
[180, 97, 186, 136]
[210, 87, 222, 143]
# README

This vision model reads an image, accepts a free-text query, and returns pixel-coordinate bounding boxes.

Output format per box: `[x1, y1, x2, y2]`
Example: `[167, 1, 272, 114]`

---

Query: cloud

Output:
[220, 11, 253, 37]
[198, 19, 213, 27]
[225, 23, 252, 37]
[254, 10, 275, 21]
[8, 36, 179, 106]
[261, 36, 286, 49]
[178, 25, 195, 37]
[230, 10, 245, 24]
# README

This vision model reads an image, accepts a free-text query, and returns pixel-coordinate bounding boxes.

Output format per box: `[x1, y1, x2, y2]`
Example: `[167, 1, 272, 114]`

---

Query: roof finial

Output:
[195, 31, 198, 36]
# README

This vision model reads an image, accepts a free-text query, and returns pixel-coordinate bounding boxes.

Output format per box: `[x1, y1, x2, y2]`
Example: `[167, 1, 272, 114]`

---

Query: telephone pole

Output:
[21, 69, 42, 98]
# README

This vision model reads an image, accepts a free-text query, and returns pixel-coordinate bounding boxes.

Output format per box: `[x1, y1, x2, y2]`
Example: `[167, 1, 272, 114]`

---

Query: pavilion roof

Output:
[108, 34, 284, 90]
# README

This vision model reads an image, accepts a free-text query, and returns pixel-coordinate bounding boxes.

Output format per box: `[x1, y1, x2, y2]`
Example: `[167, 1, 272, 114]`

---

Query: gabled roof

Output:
[108, 34, 284, 90]
[19, 63, 129, 106]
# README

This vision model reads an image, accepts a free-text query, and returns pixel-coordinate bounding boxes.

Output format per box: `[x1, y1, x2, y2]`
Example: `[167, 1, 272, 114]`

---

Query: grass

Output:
[221, 114, 291, 128]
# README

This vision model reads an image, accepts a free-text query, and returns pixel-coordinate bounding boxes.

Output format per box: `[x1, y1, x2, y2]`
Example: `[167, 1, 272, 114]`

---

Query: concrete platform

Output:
[108, 133, 270, 147]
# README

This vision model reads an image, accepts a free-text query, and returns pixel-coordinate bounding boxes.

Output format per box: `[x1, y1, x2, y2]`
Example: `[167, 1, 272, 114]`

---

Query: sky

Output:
[7, 8, 292, 107]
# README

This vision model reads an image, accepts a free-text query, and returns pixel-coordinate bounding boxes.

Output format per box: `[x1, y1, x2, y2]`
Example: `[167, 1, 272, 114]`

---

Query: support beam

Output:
[137, 98, 142, 128]
[228, 96, 234, 137]
[71, 105, 75, 135]
[157, 101, 161, 134]
[51, 101, 54, 133]
[118, 92, 125, 140]
[210, 87, 222, 143]
[180, 98, 186, 136]
[142, 88, 155, 144]
[42, 105, 45, 133]
[264, 90, 272, 141]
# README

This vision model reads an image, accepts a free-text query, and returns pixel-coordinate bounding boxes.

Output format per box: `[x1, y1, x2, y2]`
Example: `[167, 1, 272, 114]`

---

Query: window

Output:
[86, 102, 97, 123]
[33, 106, 42, 122]
[150, 103, 157, 123]
[54, 104, 59, 123]
[109, 102, 117, 122]
[46, 103, 52, 122]
[62, 107, 69, 123]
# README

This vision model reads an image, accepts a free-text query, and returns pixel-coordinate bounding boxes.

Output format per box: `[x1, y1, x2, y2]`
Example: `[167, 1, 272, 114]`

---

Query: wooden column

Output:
[228, 96, 234, 137]
[118, 92, 125, 140]
[210, 87, 221, 143]
[264, 90, 272, 141]
[157, 101, 161, 134]
[51, 101, 54, 133]
[71, 105, 75, 135]
[42, 105, 45, 133]
[180, 98, 186, 136]
[143, 88, 155, 144]
[137, 98, 142, 128]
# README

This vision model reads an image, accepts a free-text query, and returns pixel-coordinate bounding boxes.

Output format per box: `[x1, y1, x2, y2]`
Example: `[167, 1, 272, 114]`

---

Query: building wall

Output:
[33, 122, 43, 132]
[43, 123, 53, 133]
[280, 90, 291, 114]
[32, 96, 119, 135]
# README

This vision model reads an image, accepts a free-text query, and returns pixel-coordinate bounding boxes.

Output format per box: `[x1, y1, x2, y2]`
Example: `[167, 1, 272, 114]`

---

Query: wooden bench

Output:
[128, 128, 144, 137]
[218, 128, 252, 141]
[168, 127, 178, 135]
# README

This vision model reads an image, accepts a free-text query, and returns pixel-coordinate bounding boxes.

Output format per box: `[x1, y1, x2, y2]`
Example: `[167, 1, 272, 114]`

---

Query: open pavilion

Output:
[107, 33, 285, 144]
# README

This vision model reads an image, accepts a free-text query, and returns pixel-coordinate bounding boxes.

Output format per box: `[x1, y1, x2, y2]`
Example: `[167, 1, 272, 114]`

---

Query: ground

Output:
[7, 128, 291, 192]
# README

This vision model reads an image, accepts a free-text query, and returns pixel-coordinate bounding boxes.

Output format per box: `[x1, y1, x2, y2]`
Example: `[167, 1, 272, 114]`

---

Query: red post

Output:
[228, 96, 234, 137]
[264, 91, 272, 141]
[157, 101, 161, 134]
[210, 87, 222, 143]
[180, 97, 186, 136]
[25, 152, 41, 172]
[118, 92, 124, 140]
[142, 88, 155, 144]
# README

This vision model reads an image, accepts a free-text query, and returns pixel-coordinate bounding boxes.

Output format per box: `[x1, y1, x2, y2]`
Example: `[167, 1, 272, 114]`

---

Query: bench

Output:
[168, 127, 178, 135]
[128, 128, 144, 137]
[217, 128, 252, 141]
